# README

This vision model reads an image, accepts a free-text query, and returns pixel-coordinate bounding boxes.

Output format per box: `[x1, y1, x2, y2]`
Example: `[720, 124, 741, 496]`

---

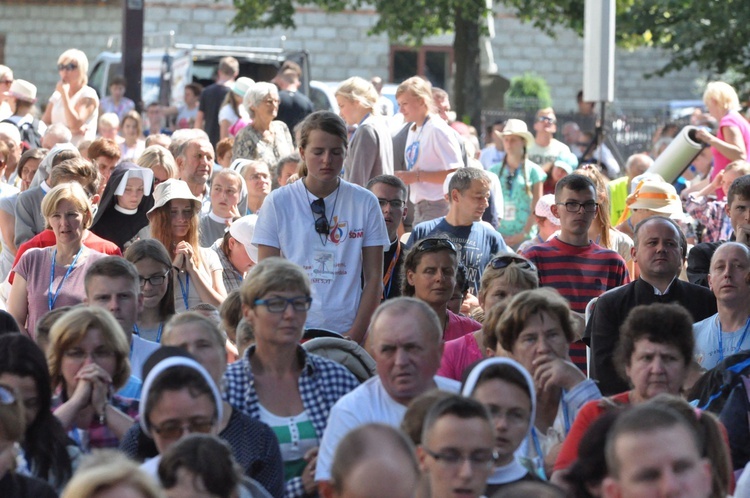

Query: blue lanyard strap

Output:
[177, 273, 190, 309]
[48, 247, 84, 311]
[529, 428, 548, 480]
[405, 117, 429, 171]
[133, 322, 164, 343]
[717, 316, 750, 362]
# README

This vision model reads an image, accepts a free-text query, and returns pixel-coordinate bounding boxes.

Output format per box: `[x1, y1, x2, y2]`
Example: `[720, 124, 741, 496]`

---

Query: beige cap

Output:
[9, 79, 36, 103]
[229, 214, 259, 263]
[147, 179, 201, 217]
[496, 118, 534, 147]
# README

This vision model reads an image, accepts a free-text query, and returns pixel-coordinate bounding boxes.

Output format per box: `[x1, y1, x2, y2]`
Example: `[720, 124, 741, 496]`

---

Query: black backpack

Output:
[1, 117, 42, 150]
[687, 350, 750, 413]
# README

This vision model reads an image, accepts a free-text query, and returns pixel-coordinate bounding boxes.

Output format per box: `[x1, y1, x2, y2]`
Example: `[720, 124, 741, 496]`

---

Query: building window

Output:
[390, 45, 453, 90]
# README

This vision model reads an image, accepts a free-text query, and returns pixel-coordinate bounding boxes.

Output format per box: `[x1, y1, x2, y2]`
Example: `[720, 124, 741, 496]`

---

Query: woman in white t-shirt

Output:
[253, 111, 389, 343]
[394, 76, 463, 225]
[41, 49, 98, 146]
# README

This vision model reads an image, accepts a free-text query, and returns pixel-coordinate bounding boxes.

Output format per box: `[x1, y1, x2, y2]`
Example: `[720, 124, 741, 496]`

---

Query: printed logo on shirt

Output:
[328, 216, 349, 245]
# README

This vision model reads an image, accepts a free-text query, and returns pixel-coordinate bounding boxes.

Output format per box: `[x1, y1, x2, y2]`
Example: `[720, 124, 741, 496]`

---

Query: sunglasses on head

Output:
[414, 238, 458, 254]
[311, 198, 329, 235]
[489, 255, 537, 273]
[57, 63, 78, 72]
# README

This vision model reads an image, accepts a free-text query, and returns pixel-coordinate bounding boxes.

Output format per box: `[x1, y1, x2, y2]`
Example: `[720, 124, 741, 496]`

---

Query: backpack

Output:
[687, 350, 750, 413]
[1, 117, 42, 150]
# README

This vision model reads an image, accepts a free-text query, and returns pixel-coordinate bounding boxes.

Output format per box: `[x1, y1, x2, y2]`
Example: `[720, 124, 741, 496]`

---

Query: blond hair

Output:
[57, 49, 89, 85]
[703, 81, 741, 112]
[41, 182, 94, 230]
[395, 76, 434, 113]
[335, 77, 379, 115]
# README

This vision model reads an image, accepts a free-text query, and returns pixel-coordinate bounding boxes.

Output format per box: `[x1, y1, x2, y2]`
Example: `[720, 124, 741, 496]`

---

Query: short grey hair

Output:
[243, 82, 279, 119]
[367, 297, 442, 345]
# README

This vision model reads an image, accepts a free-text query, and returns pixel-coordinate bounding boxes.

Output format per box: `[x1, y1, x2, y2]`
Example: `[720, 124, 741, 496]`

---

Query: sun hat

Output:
[8, 79, 36, 103]
[554, 151, 579, 174]
[625, 179, 685, 219]
[231, 77, 255, 98]
[146, 178, 201, 217]
[534, 194, 561, 226]
[228, 214, 259, 263]
[496, 118, 534, 147]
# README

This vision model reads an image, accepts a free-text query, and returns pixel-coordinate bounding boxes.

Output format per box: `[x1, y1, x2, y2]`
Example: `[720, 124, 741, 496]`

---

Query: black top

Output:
[199, 83, 231, 146]
[276, 90, 313, 140]
[383, 239, 405, 301]
[587, 277, 717, 395]
[0, 471, 57, 498]
[119, 408, 285, 498]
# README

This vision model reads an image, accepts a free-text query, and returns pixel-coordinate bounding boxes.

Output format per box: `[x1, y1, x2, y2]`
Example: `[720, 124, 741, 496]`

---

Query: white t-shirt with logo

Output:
[253, 179, 389, 333]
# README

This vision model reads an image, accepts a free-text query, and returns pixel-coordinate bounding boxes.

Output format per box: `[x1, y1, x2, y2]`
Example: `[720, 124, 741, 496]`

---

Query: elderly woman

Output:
[394, 76, 463, 225]
[0, 334, 80, 491]
[695, 81, 750, 201]
[124, 239, 175, 344]
[253, 111, 388, 342]
[7, 182, 107, 337]
[402, 237, 481, 343]
[147, 178, 226, 310]
[137, 145, 178, 188]
[120, 110, 146, 161]
[232, 82, 294, 167]
[495, 288, 601, 479]
[553, 302, 696, 474]
[490, 119, 546, 248]
[223, 257, 360, 498]
[41, 49, 98, 146]
[438, 253, 539, 381]
[118, 313, 284, 497]
[48, 307, 137, 452]
[335, 76, 394, 186]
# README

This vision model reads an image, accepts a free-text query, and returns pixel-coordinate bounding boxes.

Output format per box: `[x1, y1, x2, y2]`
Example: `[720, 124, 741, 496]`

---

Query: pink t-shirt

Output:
[710, 110, 750, 200]
[443, 310, 482, 342]
[437, 332, 484, 381]
[14, 247, 107, 337]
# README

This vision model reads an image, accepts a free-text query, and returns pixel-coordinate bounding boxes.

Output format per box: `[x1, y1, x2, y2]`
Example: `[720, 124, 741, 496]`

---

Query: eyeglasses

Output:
[57, 63, 78, 72]
[151, 417, 215, 439]
[0, 385, 16, 405]
[254, 296, 313, 313]
[140, 270, 170, 288]
[311, 198, 329, 235]
[556, 201, 598, 213]
[63, 348, 115, 361]
[414, 238, 458, 254]
[489, 255, 537, 273]
[537, 116, 556, 125]
[377, 198, 405, 209]
[423, 448, 497, 469]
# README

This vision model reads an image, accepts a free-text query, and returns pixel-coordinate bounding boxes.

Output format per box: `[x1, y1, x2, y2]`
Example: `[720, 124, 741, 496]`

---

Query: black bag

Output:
[687, 350, 750, 413]
[1, 117, 42, 150]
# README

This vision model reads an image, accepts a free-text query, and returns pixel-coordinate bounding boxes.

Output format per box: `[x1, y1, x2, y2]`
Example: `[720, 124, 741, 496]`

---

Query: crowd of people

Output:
[0, 49, 750, 498]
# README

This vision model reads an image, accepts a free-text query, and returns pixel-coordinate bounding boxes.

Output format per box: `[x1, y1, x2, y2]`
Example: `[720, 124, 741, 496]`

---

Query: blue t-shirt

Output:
[407, 217, 508, 293]
[693, 314, 750, 369]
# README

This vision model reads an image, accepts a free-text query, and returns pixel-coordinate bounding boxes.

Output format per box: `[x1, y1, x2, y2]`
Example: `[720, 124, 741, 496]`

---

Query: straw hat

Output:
[146, 178, 201, 217]
[232, 77, 255, 98]
[626, 180, 684, 219]
[8, 79, 36, 103]
[495, 119, 534, 147]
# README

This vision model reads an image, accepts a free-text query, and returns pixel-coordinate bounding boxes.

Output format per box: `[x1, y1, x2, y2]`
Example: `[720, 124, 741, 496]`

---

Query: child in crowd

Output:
[99, 76, 135, 121]
[200, 168, 244, 247]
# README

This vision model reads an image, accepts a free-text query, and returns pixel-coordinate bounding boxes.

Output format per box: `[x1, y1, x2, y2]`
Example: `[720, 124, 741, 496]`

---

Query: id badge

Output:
[504, 202, 517, 222]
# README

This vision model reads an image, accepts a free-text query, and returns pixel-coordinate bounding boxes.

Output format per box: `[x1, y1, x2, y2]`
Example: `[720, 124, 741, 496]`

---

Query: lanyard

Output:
[133, 322, 164, 343]
[717, 316, 750, 362]
[177, 273, 190, 309]
[48, 247, 84, 310]
[405, 117, 429, 171]
[382, 241, 401, 299]
[529, 428, 548, 480]
[502, 163, 521, 195]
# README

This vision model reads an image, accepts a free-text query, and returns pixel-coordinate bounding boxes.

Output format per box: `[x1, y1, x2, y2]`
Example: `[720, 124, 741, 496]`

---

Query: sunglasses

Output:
[537, 116, 556, 125]
[0, 79, 12, 86]
[489, 255, 537, 273]
[414, 238, 458, 254]
[311, 198, 329, 235]
[57, 63, 78, 72]
[0, 385, 15, 405]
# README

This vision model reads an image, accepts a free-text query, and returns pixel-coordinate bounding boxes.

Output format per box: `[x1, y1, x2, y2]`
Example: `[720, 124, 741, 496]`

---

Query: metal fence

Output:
[481, 100, 698, 167]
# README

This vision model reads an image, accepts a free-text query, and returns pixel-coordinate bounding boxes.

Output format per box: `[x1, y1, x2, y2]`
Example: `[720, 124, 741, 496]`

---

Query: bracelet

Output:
[416, 170, 421, 182]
